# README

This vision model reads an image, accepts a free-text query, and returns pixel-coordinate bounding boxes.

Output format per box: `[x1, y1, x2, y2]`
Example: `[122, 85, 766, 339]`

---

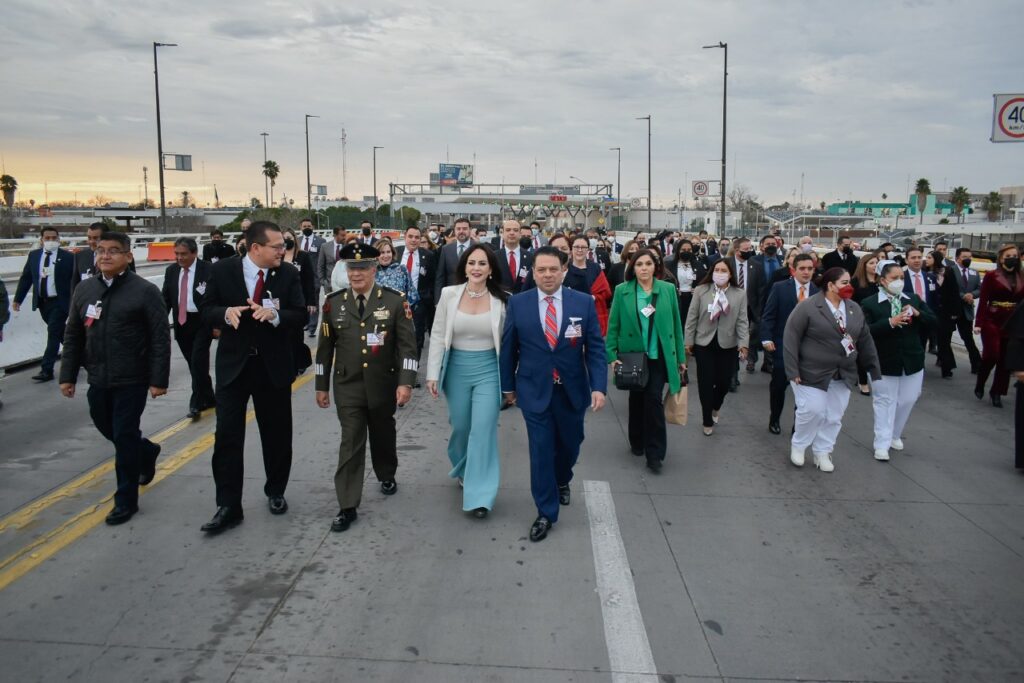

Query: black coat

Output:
[395, 246, 437, 304]
[821, 249, 858, 276]
[203, 241, 237, 262]
[286, 250, 317, 307]
[60, 270, 171, 389]
[162, 259, 214, 321]
[494, 246, 534, 294]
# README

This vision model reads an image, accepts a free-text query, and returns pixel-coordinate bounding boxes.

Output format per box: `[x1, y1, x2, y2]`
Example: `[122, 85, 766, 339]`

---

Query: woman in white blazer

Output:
[426, 244, 508, 518]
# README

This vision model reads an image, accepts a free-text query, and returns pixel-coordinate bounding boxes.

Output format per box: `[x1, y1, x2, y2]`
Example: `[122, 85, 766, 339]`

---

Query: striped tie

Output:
[544, 296, 558, 349]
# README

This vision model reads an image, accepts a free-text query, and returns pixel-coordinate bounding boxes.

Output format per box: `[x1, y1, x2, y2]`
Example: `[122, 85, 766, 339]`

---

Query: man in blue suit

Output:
[13, 227, 73, 381]
[500, 246, 608, 542]
[901, 246, 937, 350]
[760, 253, 818, 435]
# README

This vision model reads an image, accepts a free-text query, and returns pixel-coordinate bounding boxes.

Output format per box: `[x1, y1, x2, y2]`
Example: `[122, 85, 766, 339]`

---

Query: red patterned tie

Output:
[178, 265, 189, 325]
[545, 296, 559, 382]
[914, 273, 924, 298]
[406, 251, 414, 276]
[252, 269, 265, 304]
[509, 251, 517, 281]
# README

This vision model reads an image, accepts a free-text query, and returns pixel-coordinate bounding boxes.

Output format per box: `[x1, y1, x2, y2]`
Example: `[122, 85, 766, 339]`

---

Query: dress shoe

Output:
[630, 447, 644, 457]
[874, 449, 890, 462]
[974, 387, 984, 400]
[992, 395, 1003, 408]
[941, 372, 953, 379]
[790, 446, 805, 467]
[268, 495, 288, 515]
[558, 484, 570, 506]
[529, 515, 552, 542]
[728, 380, 738, 393]
[746, 360, 756, 374]
[971, 367, 979, 375]
[646, 457, 663, 473]
[331, 508, 358, 532]
[31, 372, 54, 382]
[380, 479, 397, 495]
[187, 408, 201, 421]
[711, 410, 720, 424]
[105, 505, 138, 525]
[138, 442, 162, 486]
[890, 438, 904, 451]
[859, 384, 871, 396]
[768, 420, 781, 435]
[201, 506, 243, 533]
[472, 507, 488, 519]
[761, 360, 773, 374]
[702, 426, 713, 436]
[813, 452, 835, 473]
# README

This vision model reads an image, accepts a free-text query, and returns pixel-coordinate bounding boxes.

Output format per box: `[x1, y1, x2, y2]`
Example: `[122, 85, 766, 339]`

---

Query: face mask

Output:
[237, 245, 247, 256]
[519, 236, 533, 250]
[801, 243, 814, 253]
[712, 272, 730, 287]
[764, 245, 778, 256]
[842, 246, 853, 254]
[588, 238, 598, 249]
[428, 231, 438, 242]
[885, 279, 904, 296]
[737, 250, 751, 261]
[837, 284, 855, 300]
[1004, 257, 1021, 270]
[960, 258, 971, 268]
[679, 251, 693, 262]
[302, 228, 313, 236]
[42, 239, 60, 252]
[284, 238, 295, 250]
[886, 251, 896, 259]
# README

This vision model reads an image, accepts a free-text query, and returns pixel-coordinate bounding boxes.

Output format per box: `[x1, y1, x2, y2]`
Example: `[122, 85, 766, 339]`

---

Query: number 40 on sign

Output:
[991, 94, 1024, 143]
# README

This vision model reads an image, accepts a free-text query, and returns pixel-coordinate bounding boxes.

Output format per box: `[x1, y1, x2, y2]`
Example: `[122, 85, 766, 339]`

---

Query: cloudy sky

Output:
[1, 0, 1020, 209]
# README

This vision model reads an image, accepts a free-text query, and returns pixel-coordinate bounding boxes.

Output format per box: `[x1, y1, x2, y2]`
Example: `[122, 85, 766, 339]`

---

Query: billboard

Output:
[439, 163, 474, 187]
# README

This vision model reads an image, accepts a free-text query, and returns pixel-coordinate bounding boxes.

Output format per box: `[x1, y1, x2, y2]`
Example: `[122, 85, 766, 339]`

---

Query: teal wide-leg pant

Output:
[443, 349, 501, 511]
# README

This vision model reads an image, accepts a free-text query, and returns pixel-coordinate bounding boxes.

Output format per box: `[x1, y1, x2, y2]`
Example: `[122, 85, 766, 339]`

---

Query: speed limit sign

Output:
[692, 181, 709, 197]
[992, 93, 1024, 143]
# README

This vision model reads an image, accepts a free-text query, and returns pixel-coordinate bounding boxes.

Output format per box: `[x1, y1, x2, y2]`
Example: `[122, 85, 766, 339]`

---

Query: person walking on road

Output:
[13, 227, 73, 382]
[500, 246, 607, 543]
[948, 248, 982, 374]
[975, 244, 1024, 408]
[685, 258, 749, 436]
[395, 225, 438, 359]
[426, 244, 508, 518]
[862, 261, 936, 462]
[606, 248, 686, 471]
[783, 267, 880, 472]
[315, 242, 418, 533]
[59, 231, 170, 525]
[280, 227, 317, 373]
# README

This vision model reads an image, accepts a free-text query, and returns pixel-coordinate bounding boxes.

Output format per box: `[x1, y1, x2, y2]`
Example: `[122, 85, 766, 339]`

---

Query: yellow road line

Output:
[0, 374, 314, 591]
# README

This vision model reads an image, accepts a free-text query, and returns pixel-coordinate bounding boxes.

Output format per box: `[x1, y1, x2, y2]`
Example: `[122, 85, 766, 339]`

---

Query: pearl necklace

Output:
[466, 287, 487, 299]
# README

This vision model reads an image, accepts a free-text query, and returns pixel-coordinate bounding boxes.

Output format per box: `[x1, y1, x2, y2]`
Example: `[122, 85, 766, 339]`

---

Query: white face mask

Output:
[428, 231, 438, 242]
[886, 251, 896, 259]
[588, 238, 598, 249]
[42, 239, 60, 252]
[885, 279, 904, 296]
[712, 272, 730, 287]
[800, 243, 814, 253]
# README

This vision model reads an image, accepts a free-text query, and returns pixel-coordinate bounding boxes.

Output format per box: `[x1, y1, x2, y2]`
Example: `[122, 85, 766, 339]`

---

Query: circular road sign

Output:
[997, 97, 1024, 139]
[693, 181, 709, 197]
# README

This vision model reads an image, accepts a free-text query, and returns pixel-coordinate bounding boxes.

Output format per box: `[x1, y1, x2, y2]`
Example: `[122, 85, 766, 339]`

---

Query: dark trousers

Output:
[334, 398, 399, 509]
[305, 301, 319, 334]
[174, 316, 215, 411]
[412, 301, 429, 358]
[521, 385, 586, 523]
[956, 316, 981, 370]
[38, 298, 67, 375]
[628, 355, 667, 462]
[678, 292, 693, 330]
[936, 317, 957, 374]
[695, 338, 736, 427]
[211, 356, 293, 507]
[769, 349, 790, 423]
[87, 384, 157, 509]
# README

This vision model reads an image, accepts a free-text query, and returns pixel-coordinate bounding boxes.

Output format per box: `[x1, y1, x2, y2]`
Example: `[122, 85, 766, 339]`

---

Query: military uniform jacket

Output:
[315, 283, 418, 408]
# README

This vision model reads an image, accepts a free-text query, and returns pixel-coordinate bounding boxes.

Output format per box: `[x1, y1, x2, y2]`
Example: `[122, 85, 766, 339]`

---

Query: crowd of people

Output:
[3, 218, 1024, 539]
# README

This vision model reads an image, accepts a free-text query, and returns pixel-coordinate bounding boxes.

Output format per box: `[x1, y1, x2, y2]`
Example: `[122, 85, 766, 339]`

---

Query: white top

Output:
[825, 297, 847, 329]
[402, 248, 420, 291]
[537, 287, 563, 333]
[451, 310, 495, 350]
[676, 263, 696, 292]
[38, 250, 58, 298]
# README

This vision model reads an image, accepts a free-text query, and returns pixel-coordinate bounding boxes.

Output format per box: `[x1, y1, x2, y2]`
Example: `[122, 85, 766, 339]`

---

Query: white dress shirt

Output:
[178, 262, 198, 313]
[504, 247, 522, 279]
[734, 258, 748, 289]
[38, 250, 58, 298]
[794, 279, 809, 301]
[403, 248, 420, 291]
[537, 286, 563, 335]
[241, 255, 279, 326]
[676, 263, 696, 292]
[825, 297, 847, 329]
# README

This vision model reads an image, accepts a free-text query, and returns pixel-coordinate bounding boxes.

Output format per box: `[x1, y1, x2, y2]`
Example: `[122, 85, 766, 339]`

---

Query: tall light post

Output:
[372, 146, 383, 217]
[260, 132, 269, 207]
[609, 147, 621, 230]
[636, 116, 651, 230]
[703, 41, 727, 236]
[305, 114, 319, 211]
[153, 41, 177, 230]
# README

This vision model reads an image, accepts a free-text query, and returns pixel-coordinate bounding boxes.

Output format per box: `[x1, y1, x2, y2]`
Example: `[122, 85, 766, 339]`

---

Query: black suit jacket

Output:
[822, 249, 858, 276]
[200, 257, 306, 388]
[289, 250, 317, 307]
[162, 259, 213, 335]
[395, 246, 437, 303]
[434, 240, 472, 302]
[202, 241, 236, 262]
[733, 256, 767, 322]
[495, 246, 533, 294]
[15, 248, 73, 312]
[760, 279, 819, 350]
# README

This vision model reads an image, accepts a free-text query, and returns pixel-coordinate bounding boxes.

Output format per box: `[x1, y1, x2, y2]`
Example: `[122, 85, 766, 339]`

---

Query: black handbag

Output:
[614, 352, 649, 391]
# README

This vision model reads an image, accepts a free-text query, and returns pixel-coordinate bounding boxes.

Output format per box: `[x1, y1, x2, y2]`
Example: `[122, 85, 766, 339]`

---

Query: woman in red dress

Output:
[975, 244, 1024, 407]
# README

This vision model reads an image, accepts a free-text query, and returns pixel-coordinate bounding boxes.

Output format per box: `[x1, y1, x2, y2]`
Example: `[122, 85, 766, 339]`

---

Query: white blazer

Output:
[426, 283, 506, 384]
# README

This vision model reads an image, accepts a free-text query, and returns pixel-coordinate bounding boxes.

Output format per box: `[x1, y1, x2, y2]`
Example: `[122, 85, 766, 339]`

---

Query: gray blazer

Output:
[783, 292, 880, 392]
[433, 240, 473, 302]
[949, 264, 981, 321]
[684, 284, 750, 349]
[316, 240, 344, 293]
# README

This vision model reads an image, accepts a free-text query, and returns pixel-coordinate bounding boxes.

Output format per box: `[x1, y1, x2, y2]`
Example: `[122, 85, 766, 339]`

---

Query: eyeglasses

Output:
[95, 248, 127, 256]
[256, 243, 286, 252]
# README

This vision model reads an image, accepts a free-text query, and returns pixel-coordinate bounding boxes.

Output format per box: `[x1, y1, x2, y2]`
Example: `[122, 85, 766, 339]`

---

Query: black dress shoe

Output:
[31, 372, 54, 382]
[974, 387, 984, 400]
[331, 508, 358, 532]
[529, 516, 552, 542]
[187, 408, 201, 421]
[558, 484, 571, 506]
[768, 420, 781, 435]
[268, 495, 288, 515]
[992, 395, 1003, 408]
[138, 442, 162, 486]
[728, 381, 738, 393]
[201, 506, 244, 534]
[630, 447, 644, 457]
[746, 361, 756, 374]
[105, 505, 138, 526]
[472, 507, 488, 519]
[942, 372, 953, 379]
[646, 457, 662, 473]
[380, 479, 397, 495]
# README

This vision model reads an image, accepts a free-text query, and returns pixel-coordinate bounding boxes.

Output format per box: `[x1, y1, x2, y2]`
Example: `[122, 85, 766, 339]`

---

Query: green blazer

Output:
[861, 291, 936, 376]
[606, 279, 687, 393]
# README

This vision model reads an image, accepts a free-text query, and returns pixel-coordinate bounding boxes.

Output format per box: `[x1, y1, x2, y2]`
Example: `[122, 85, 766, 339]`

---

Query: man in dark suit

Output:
[732, 237, 766, 378]
[71, 223, 102, 297]
[949, 247, 982, 372]
[202, 228, 236, 262]
[434, 217, 474, 301]
[500, 247, 607, 542]
[394, 224, 437, 357]
[358, 221, 377, 245]
[752, 234, 786, 372]
[585, 229, 612, 273]
[821, 234, 858, 276]
[162, 237, 216, 420]
[902, 245, 938, 350]
[13, 227, 73, 381]
[495, 220, 533, 295]
[297, 216, 326, 337]
[198, 221, 307, 534]
[523, 222, 547, 251]
[761, 253, 819, 434]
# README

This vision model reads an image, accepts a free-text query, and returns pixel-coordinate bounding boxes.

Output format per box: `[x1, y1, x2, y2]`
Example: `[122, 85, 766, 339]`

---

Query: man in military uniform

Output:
[315, 242, 418, 532]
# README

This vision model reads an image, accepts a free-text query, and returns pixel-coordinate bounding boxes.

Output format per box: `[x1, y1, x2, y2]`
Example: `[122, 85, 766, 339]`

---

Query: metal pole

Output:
[153, 42, 176, 230]
[610, 147, 621, 231]
[305, 115, 318, 211]
[373, 146, 383, 217]
[261, 132, 269, 207]
[703, 42, 727, 236]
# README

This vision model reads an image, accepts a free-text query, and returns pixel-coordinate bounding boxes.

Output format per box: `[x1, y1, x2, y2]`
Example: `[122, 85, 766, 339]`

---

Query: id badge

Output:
[641, 304, 656, 318]
[262, 297, 280, 310]
[841, 334, 856, 356]
[518, 267, 527, 278]
[565, 325, 582, 339]
[419, 267, 427, 276]
[366, 332, 385, 347]
[86, 304, 102, 320]
[42, 266, 53, 278]
[80, 273, 90, 281]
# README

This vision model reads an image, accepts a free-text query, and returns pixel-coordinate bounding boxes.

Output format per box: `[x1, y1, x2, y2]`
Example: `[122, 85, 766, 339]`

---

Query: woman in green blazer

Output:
[606, 248, 687, 473]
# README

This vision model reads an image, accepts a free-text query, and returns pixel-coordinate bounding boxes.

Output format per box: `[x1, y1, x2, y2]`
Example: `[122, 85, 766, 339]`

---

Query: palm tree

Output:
[914, 178, 931, 224]
[949, 186, 970, 223]
[881, 193, 888, 201]
[982, 191, 1003, 222]
[262, 160, 280, 206]
[0, 175, 17, 208]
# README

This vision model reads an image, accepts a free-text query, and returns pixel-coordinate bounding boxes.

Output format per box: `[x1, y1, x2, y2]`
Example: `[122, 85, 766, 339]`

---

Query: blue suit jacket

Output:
[902, 270, 938, 311]
[760, 278, 819, 351]
[500, 287, 608, 414]
[14, 247, 73, 312]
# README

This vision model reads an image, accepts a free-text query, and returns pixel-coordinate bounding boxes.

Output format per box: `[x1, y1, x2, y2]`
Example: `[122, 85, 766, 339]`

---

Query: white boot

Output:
[790, 446, 805, 467]
[873, 449, 890, 461]
[813, 452, 835, 472]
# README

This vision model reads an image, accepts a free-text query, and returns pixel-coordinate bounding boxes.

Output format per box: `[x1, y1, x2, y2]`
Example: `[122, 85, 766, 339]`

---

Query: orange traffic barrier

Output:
[147, 241, 176, 262]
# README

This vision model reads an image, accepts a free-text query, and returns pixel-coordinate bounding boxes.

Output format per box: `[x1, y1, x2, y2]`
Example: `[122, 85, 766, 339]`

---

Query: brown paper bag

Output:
[664, 387, 688, 426]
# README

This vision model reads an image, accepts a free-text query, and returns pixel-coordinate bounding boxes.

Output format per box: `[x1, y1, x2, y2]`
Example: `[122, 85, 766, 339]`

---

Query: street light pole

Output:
[372, 146, 384, 217]
[636, 116, 652, 230]
[609, 147, 621, 230]
[153, 41, 177, 231]
[703, 41, 727, 236]
[260, 132, 269, 207]
[305, 114, 319, 211]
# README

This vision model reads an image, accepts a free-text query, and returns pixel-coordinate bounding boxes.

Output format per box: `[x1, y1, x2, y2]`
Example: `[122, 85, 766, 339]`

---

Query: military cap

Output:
[339, 242, 379, 267]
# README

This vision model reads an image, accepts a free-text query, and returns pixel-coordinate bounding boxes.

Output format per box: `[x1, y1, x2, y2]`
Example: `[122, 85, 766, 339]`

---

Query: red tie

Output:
[509, 251, 517, 281]
[335, 244, 341, 261]
[406, 250, 414, 276]
[914, 273, 924, 298]
[544, 296, 559, 381]
[178, 265, 189, 325]
[253, 269, 265, 303]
